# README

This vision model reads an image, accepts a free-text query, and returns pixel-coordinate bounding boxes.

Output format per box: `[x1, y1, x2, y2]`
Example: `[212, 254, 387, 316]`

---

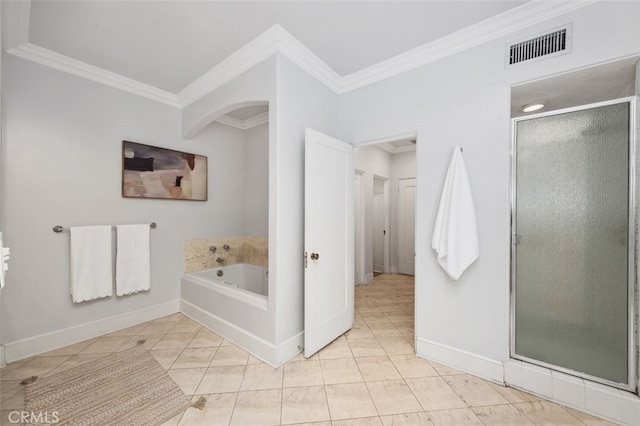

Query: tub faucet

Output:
[216, 257, 226, 265]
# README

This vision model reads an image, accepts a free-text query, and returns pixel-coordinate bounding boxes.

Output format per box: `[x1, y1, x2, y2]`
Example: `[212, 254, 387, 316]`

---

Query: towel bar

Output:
[53, 223, 157, 233]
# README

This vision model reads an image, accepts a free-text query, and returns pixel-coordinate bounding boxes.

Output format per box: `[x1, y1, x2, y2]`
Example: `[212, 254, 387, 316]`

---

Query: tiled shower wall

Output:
[184, 236, 268, 273]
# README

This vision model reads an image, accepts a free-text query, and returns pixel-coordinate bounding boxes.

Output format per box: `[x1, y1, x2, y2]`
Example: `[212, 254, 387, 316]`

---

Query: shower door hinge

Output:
[512, 233, 522, 245]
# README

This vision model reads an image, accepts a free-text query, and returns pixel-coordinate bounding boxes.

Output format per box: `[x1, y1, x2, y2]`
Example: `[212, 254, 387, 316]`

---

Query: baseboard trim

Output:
[275, 330, 306, 366]
[504, 358, 640, 425]
[364, 273, 374, 284]
[4, 300, 180, 363]
[180, 299, 302, 367]
[416, 337, 504, 383]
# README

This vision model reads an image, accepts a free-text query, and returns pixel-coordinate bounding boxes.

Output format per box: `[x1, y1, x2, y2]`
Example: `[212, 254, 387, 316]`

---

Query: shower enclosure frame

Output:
[509, 96, 639, 392]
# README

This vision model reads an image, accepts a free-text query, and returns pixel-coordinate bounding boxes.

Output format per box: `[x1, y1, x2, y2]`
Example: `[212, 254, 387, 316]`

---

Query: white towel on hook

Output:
[70, 226, 113, 303]
[432, 146, 479, 280]
[116, 225, 150, 296]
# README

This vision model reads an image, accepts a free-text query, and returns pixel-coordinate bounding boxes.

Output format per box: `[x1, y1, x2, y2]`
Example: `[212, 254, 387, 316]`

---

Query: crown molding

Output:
[214, 115, 245, 129]
[338, 0, 600, 93]
[177, 0, 599, 99]
[354, 131, 417, 154]
[177, 26, 281, 107]
[375, 142, 416, 154]
[354, 131, 417, 147]
[5, 0, 600, 108]
[244, 111, 269, 129]
[274, 25, 342, 94]
[1, 0, 31, 52]
[177, 25, 342, 107]
[214, 111, 269, 130]
[7, 43, 180, 107]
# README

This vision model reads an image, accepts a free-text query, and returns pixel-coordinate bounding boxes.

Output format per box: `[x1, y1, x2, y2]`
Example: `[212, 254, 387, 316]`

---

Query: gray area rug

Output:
[24, 345, 200, 425]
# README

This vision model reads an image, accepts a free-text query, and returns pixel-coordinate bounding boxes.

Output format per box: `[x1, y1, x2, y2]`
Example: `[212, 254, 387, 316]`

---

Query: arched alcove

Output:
[183, 100, 269, 139]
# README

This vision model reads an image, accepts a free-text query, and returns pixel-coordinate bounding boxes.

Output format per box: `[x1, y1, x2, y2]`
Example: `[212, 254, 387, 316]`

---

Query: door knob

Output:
[310, 253, 320, 260]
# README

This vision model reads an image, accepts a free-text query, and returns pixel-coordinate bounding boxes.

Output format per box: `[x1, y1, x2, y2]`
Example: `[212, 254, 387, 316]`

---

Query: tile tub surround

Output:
[184, 236, 267, 273]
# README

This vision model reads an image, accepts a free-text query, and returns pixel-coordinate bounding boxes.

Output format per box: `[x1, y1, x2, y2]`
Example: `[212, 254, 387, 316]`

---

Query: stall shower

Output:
[511, 97, 637, 390]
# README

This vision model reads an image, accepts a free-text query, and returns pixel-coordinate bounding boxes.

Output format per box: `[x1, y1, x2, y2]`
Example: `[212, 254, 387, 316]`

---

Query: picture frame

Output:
[122, 141, 208, 201]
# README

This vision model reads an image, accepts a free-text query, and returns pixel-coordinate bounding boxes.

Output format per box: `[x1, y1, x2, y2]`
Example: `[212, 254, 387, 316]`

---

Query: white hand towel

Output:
[70, 226, 113, 303]
[432, 146, 479, 280]
[116, 225, 150, 296]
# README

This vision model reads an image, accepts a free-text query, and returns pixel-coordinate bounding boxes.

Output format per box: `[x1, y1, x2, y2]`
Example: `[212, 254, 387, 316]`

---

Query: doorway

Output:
[511, 97, 636, 389]
[352, 135, 416, 281]
[352, 133, 417, 355]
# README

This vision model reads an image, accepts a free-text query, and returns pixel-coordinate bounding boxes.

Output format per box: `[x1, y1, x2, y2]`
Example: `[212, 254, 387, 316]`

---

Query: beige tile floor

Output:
[0, 274, 613, 425]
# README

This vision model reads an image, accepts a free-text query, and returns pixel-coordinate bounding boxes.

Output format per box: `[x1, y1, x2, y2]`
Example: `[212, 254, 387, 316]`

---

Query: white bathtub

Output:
[181, 262, 303, 367]
[182, 263, 268, 310]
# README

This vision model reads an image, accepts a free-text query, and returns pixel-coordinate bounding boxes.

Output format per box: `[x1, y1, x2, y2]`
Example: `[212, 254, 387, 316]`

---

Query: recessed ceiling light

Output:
[522, 103, 545, 113]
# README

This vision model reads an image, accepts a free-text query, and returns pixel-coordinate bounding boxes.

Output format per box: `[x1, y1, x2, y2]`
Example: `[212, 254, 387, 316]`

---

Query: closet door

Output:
[398, 178, 416, 276]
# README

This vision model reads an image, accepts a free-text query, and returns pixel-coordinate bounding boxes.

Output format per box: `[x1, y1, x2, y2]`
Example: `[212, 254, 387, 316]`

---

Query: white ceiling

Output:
[511, 55, 638, 118]
[24, 1, 528, 93]
[8, 0, 626, 126]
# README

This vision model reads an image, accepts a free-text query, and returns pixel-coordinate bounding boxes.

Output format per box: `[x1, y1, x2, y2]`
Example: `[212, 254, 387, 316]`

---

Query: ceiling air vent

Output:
[507, 24, 572, 67]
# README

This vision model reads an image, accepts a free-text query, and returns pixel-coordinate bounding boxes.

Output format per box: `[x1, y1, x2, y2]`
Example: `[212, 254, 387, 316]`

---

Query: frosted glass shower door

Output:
[512, 99, 634, 388]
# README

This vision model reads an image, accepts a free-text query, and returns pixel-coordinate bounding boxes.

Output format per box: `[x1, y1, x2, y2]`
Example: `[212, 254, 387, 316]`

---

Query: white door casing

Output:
[304, 129, 354, 357]
[354, 171, 365, 285]
[398, 178, 416, 275]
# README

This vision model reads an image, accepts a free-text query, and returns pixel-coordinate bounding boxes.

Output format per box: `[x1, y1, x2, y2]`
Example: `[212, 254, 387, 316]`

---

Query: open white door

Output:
[304, 129, 354, 358]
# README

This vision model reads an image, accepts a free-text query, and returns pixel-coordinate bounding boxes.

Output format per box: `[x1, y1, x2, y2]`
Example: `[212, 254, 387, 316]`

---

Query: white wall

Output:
[243, 122, 269, 237]
[274, 54, 338, 345]
[1, 54, 247, 346]
[337, 2, 640, 366]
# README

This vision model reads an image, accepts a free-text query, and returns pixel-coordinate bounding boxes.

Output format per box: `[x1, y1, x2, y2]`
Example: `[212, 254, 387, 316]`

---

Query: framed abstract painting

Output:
[122, 141, 207, 201]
